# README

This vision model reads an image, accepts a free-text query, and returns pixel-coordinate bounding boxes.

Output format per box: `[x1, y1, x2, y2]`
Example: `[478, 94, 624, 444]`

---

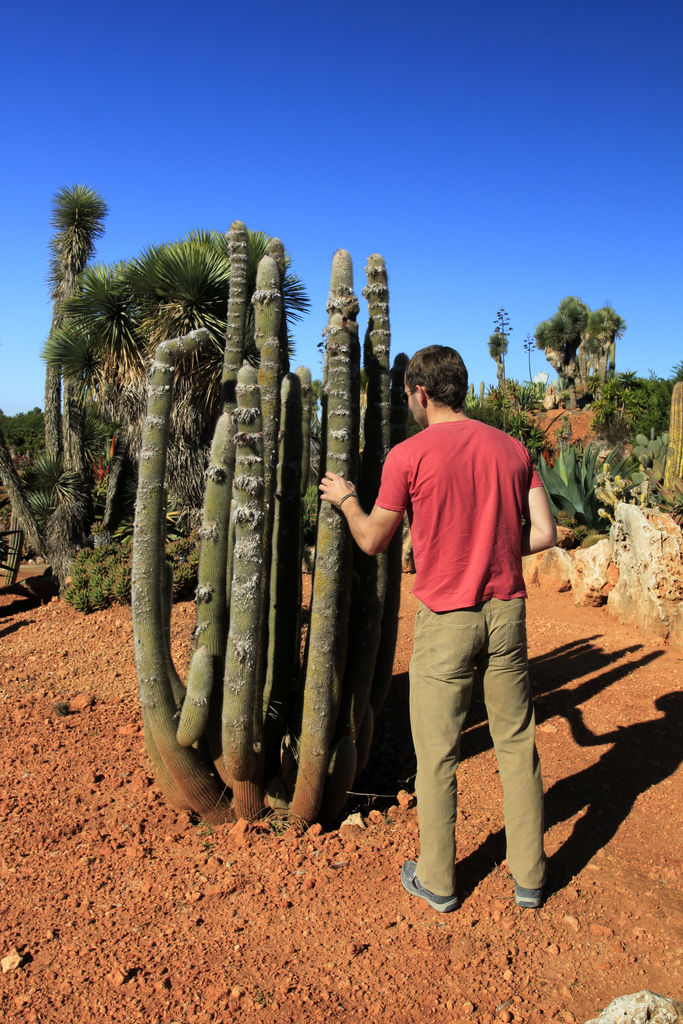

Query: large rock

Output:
[608, 504, 683, 643]
[523, 546, 573, 592]
[585, 990, 683, 1024]
[569, 539, 618, 607]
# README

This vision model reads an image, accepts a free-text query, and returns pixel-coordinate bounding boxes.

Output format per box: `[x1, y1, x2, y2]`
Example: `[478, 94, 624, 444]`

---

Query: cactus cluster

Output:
[633, 429, 669, 483]
[596, 385, 683, 526]
[131, 227, 407, 826]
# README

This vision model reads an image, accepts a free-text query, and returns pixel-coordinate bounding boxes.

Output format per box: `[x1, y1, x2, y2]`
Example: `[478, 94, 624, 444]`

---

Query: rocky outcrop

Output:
[608, 504, 683, 643]
[585, 990, 683, 1024]
[569, 539, 618, 607]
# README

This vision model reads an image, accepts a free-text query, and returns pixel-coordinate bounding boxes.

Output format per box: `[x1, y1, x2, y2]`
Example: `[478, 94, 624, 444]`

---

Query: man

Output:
[319, 345, 556, 912]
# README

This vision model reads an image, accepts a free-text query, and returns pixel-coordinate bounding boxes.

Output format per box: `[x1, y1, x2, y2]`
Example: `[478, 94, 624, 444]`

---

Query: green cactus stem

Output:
[132, 328, 232, 824]
[336, 255, 392, 747]
[321, 734, 357, 825]
[222, 362, 265, 819]
[222, 221, 249, 614]
[664, 382, 683, 489]
[197, 222, 248, 778]
[370, 353, 409, 717]
[176, 645, 213, 747]
[267, 237, 290, 378]
[262, 371, 304, 761]
[289, 250, 358, 824]
[222, 221, 249, 411]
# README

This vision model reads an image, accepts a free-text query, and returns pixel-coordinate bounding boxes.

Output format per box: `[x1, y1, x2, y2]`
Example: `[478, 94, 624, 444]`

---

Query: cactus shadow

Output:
[346, 670, 416, 815]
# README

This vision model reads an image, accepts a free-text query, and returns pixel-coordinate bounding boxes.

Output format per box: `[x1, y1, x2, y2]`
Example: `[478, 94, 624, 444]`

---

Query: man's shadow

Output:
[456, 687, 681, 899]
[357, 637, 680, 900]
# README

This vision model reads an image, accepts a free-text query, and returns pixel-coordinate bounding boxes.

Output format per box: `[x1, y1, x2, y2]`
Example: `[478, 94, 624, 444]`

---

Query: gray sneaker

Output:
[514, 881, 543, 908]
[401, 861, 458, 913]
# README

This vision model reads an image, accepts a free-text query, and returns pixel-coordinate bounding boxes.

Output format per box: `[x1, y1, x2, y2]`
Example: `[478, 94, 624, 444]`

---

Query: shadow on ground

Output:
[350, 635, 681, 899]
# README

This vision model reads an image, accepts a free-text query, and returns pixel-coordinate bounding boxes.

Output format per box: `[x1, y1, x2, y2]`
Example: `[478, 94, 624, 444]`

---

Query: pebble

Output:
[2, 948, 23, 973]
[396, 790, 416, 809]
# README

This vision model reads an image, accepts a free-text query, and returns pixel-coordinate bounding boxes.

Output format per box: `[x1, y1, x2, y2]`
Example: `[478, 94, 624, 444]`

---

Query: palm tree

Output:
[44, 226, 310, 519]
[44, 185, 108, 463]
[586, 306, 627, 382]
[535, 297, 589, 409]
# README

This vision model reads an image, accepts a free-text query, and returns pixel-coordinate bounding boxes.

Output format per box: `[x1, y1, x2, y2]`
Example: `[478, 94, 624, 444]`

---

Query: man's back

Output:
[377, 418, 539, 611]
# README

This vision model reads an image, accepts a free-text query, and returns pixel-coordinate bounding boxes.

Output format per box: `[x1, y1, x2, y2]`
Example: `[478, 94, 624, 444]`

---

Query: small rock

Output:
[562, 914, 580, 931]
[340, 812, 366, 829]
[69, 692, 93, 712]
[230, 985, 245, 1001]
[396, 790, 416, 809]
[367, 810, 384, 824]
[106, 968, 126, 987]
[2, 948, 23, 973]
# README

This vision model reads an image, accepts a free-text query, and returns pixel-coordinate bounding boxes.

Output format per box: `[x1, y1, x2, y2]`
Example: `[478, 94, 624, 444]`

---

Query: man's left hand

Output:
[319, 471, 357, 506]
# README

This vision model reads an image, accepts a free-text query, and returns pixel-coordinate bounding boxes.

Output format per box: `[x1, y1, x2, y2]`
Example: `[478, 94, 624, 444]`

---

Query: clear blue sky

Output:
[1, 0, 681, 416]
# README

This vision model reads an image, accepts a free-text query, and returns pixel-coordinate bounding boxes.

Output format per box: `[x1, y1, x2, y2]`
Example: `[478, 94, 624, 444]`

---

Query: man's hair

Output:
[405, 345, 469, 411]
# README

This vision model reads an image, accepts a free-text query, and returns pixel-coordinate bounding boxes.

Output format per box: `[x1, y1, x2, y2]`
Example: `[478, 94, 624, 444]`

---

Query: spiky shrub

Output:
[131, 237, 407, 826]
[64, 541, 133, 612]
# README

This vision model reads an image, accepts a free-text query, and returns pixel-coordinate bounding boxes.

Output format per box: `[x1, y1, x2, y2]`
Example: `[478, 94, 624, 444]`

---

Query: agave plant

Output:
[537, 444, 632, 530]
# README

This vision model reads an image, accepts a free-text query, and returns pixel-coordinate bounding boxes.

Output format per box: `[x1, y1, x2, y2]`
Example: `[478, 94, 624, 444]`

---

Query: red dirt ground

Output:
[1, 572, 682, 1024]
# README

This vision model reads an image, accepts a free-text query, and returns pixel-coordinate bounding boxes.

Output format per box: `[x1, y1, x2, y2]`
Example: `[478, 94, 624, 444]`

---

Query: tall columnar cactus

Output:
[222, 363, 266, 820]
[132, 237, 406, 828]
[289, 251, 359, 824]
[335, 256, 393, 760]
[131, 328, 232, 824]
[664, 382, 683, 489]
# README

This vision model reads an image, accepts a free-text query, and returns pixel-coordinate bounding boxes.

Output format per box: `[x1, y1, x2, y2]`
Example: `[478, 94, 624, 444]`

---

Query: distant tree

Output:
[488, 332, 508, 387]
[585, 306, 627, 382]
[44, 185, 108, 462]
[488, 308, 511, 387]
[534, 296, 589, 409]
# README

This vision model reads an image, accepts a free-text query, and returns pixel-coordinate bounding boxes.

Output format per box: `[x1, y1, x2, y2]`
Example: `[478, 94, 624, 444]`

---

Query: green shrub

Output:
[64, 532, 200, 613]
[64, 540, 133, 612]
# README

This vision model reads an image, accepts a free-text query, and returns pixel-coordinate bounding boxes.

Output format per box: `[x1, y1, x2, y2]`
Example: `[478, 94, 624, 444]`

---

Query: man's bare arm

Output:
[522, 485, 557, 555]
[319, 471, 403, 555]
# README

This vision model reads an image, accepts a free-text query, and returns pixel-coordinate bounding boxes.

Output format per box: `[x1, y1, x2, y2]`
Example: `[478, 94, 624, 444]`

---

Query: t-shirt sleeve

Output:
[376, 445, 410, 512]
[530, 466, 543, 489]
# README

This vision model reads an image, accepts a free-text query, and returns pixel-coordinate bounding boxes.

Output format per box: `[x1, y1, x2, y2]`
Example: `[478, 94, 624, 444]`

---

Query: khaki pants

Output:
[409, 597, 545, 896]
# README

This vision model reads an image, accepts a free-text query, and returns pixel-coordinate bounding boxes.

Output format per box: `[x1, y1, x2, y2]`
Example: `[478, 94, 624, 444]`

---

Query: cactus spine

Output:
[664, 382, 683, 489]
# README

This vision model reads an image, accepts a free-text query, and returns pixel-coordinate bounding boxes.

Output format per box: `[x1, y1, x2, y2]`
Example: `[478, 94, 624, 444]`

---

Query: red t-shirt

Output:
[376, 419, 543, 612]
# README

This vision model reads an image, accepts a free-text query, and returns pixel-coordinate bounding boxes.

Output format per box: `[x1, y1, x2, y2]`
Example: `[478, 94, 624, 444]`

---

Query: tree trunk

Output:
[0, 432, 44, 556]
[44, 365, 62, 459]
